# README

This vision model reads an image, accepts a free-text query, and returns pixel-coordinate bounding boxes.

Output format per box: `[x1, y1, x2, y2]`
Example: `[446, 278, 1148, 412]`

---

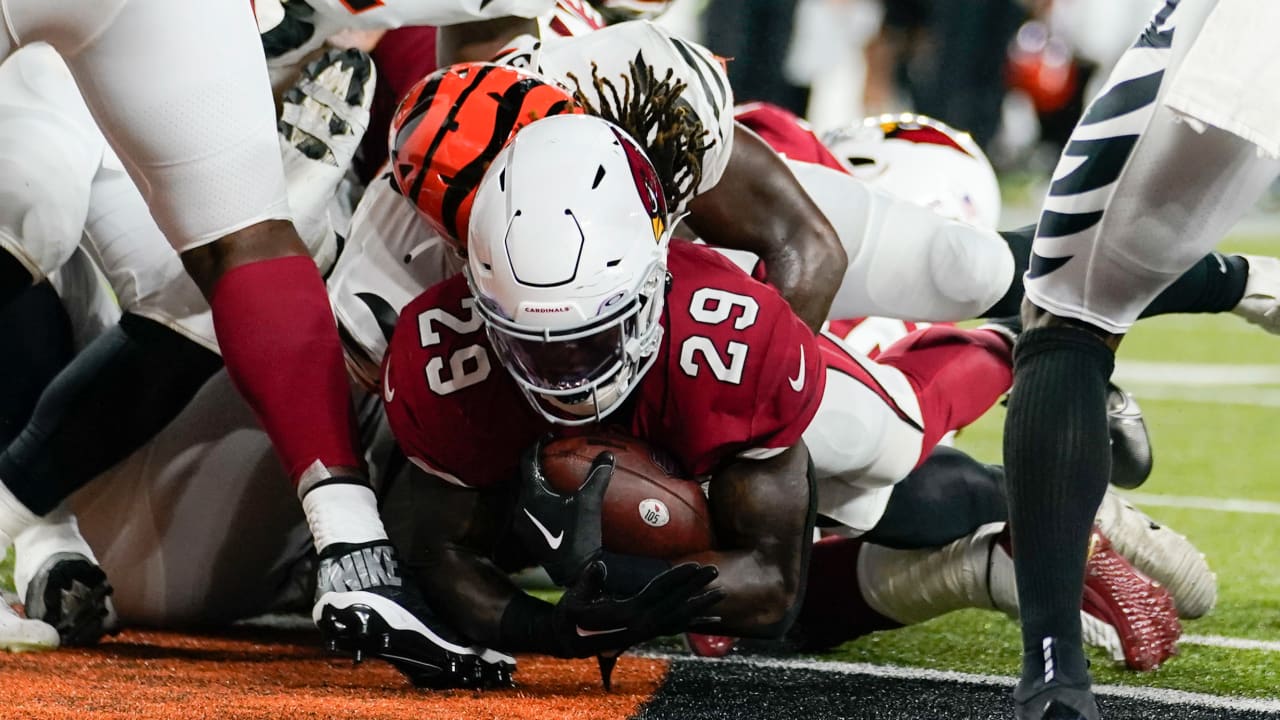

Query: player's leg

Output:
[1005, 1, 1280, 716]
[2, 0, 482, 679]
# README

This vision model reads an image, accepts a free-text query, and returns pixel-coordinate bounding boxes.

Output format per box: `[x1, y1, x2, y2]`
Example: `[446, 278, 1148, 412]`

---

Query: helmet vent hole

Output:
[592, 164, 606, 189]
[606, 259, 622, 267]
[498, 169, 506, 191]
[847, 157, 876, 166]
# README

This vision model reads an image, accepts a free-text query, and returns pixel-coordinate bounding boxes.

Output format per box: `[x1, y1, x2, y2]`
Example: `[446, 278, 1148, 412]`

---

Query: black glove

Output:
[550, 560, 724, 658]
[514, 437, 614, 586]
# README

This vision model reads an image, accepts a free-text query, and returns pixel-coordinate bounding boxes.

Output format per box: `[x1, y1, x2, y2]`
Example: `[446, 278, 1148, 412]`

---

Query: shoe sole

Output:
[279, 48, 375, 164]
[24, 553, 117, 647]
[314, 592, 514, 689]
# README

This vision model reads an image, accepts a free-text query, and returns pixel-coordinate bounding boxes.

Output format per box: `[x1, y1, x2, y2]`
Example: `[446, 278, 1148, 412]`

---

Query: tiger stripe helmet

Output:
[388, 62, 583, 252]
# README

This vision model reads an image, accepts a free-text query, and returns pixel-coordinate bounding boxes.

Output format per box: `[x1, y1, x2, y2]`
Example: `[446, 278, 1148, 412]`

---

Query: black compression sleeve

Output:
[0, 282, 73, 446]
[0, 249, 34, 310]
[861, 446, 1008, 549]
[1140, 252, 1248, 318]
[0, 312, 222, 514]
[497, 592, 559, 654]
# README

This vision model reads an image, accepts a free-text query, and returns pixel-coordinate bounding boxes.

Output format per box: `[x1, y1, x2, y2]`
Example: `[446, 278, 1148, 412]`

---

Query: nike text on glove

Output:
[550, 560, 724, 658]
[514, 437, 614, 586]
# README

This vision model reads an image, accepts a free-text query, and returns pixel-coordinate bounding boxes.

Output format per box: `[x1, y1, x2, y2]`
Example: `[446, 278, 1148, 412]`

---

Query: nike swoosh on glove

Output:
[514, 437, 614, 586]
[550, 560, 724, 658]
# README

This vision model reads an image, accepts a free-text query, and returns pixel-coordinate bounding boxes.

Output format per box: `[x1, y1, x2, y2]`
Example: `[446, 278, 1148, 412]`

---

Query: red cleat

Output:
[684, 633, 737, 658]
[1080, 527, 1182, 671]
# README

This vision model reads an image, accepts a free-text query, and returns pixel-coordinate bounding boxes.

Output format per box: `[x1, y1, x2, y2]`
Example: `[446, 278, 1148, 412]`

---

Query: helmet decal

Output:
[610, 127, 667, 242]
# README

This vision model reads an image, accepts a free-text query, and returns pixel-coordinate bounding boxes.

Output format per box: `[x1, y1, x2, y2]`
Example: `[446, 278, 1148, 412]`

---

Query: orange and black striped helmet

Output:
[388, 62, 583, 252]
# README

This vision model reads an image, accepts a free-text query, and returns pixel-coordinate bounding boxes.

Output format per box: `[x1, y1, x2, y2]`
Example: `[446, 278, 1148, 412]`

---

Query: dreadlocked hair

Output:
[567, 58, 712, 213]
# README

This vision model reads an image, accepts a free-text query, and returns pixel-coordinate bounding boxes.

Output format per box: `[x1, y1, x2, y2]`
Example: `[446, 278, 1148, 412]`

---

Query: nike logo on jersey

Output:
[523, 508, 564, 550]
[576, 625, 627, 638]
[383, 358, 396, 403]
[789, 346, 806, 392]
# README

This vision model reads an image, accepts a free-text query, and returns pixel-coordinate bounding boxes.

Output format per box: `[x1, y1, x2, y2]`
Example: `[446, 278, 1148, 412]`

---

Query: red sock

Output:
[211, 256, 360, 485]
[876, 326, 1013, 459]
[797, 536, 901, 651]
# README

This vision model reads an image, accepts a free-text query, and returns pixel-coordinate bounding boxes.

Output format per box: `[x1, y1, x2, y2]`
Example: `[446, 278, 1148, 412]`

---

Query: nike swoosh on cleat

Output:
[576, 625, 627, 637]
[523, 509, 564, 550]
[789, 346, 806, 392]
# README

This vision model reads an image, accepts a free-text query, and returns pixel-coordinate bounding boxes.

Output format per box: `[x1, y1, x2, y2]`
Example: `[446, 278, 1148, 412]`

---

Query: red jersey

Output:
[734, 102, 848, 174]
[382, 241, 826, 488]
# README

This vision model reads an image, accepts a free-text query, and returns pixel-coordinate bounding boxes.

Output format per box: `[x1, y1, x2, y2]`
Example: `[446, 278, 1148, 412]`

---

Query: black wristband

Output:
[598, 551, 671, 596]
[498, 592, 559, 655]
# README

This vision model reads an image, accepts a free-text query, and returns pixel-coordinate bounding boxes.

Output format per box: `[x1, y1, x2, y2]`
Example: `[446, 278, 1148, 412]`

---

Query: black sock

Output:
[981, 225, 1034, 318]
[0, 249, 34, 309]
[863, 446, 1008, 549]
[0, 282, 73, 445]
[1003, 326, 1114, 688]
[1140, 252, 1248, 318]
[0, 313, 222, 514]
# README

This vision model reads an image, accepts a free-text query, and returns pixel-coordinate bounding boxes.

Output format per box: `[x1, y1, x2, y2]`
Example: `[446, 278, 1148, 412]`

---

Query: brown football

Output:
[540, 433, 713, 559]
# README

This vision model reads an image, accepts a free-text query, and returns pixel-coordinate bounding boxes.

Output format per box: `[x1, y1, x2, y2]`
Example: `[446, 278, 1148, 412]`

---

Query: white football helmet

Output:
[467, 114, 673, 425]
[823, 113, 1001, 231]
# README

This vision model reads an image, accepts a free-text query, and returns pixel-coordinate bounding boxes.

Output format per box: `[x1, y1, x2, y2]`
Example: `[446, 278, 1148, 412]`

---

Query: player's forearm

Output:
[686, 125, 845, 332]
[415, 545, 529, 649]
[681, 445, 814, 638]
[678, 548, 800, 638]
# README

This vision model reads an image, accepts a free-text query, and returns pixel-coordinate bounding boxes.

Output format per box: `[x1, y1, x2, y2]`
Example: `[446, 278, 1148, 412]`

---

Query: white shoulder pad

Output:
[537, 21, 735, 209]
[329, 175, 464, 387]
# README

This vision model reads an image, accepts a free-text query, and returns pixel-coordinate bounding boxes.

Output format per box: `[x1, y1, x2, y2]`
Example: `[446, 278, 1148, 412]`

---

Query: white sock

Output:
[302, 483, 388, 552]
[13, 505, 98, 600]
[0, 481, 37, 545]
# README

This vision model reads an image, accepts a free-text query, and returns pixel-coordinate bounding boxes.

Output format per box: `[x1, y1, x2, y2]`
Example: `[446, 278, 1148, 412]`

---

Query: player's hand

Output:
[550, 560, 724, 658]
[514, 437, 614, 586]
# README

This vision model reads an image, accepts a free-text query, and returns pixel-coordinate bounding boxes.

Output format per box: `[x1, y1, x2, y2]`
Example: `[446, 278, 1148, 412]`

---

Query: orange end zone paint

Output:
[0, 628, 670, 719]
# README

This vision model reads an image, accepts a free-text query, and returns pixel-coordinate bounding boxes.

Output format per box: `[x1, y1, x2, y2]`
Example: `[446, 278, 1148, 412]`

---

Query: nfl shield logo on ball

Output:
[639, 498, 670, 527]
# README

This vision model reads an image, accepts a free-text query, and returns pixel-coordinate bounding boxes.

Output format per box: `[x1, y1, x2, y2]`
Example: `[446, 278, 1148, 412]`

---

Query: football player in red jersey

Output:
[380, 112, 1020, 661]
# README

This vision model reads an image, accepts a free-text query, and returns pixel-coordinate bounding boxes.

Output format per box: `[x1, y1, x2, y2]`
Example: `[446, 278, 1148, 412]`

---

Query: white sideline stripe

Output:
[1184, 634, 1280, 652]
[644, 653, 1280, 713]
[1114, 361, 1280, 386]
[1123, 491, 1280, 516]
[1116, 384, 1280, 408]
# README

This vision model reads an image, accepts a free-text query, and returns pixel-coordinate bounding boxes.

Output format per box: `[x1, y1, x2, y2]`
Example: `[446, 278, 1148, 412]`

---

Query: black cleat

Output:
[313, 542, 515, 689]
[1107, 382, 1153, 489]
[1014, 680, 1100, 720]
[597, 652, 620, 691]
[23, 553, 119, 647]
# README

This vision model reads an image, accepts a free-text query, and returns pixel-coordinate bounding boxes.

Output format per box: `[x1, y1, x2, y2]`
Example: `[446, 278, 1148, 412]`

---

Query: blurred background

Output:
[652, 0, 1249, 227]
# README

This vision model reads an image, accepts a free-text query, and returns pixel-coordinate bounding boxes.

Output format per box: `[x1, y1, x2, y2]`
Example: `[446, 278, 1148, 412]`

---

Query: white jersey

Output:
[530, 20, 735, 207]
[330, 21, 734, 386]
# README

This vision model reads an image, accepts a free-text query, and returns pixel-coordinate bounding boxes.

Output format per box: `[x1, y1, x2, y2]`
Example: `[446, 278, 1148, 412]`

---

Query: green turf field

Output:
[826, 233, 1280, 699]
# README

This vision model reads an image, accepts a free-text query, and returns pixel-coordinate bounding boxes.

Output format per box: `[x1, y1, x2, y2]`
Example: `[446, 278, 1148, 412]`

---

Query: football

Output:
[539, 433, 713, 559]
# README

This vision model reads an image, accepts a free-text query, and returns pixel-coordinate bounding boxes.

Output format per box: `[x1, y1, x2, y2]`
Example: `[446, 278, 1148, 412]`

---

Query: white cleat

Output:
[1095, 490, 1217, 618]
[278, 47, 377, 273]
[1233, 255, 1280, 334]
[0, 601, 59, 653]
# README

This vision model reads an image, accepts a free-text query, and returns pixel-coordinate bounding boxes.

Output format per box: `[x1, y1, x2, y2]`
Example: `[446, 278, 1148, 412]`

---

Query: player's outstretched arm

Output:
[391, 465, 721, 659]
[384, 466, 529, 649]
[686, 126, 845, 332]
[679, 443, 815, 638]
